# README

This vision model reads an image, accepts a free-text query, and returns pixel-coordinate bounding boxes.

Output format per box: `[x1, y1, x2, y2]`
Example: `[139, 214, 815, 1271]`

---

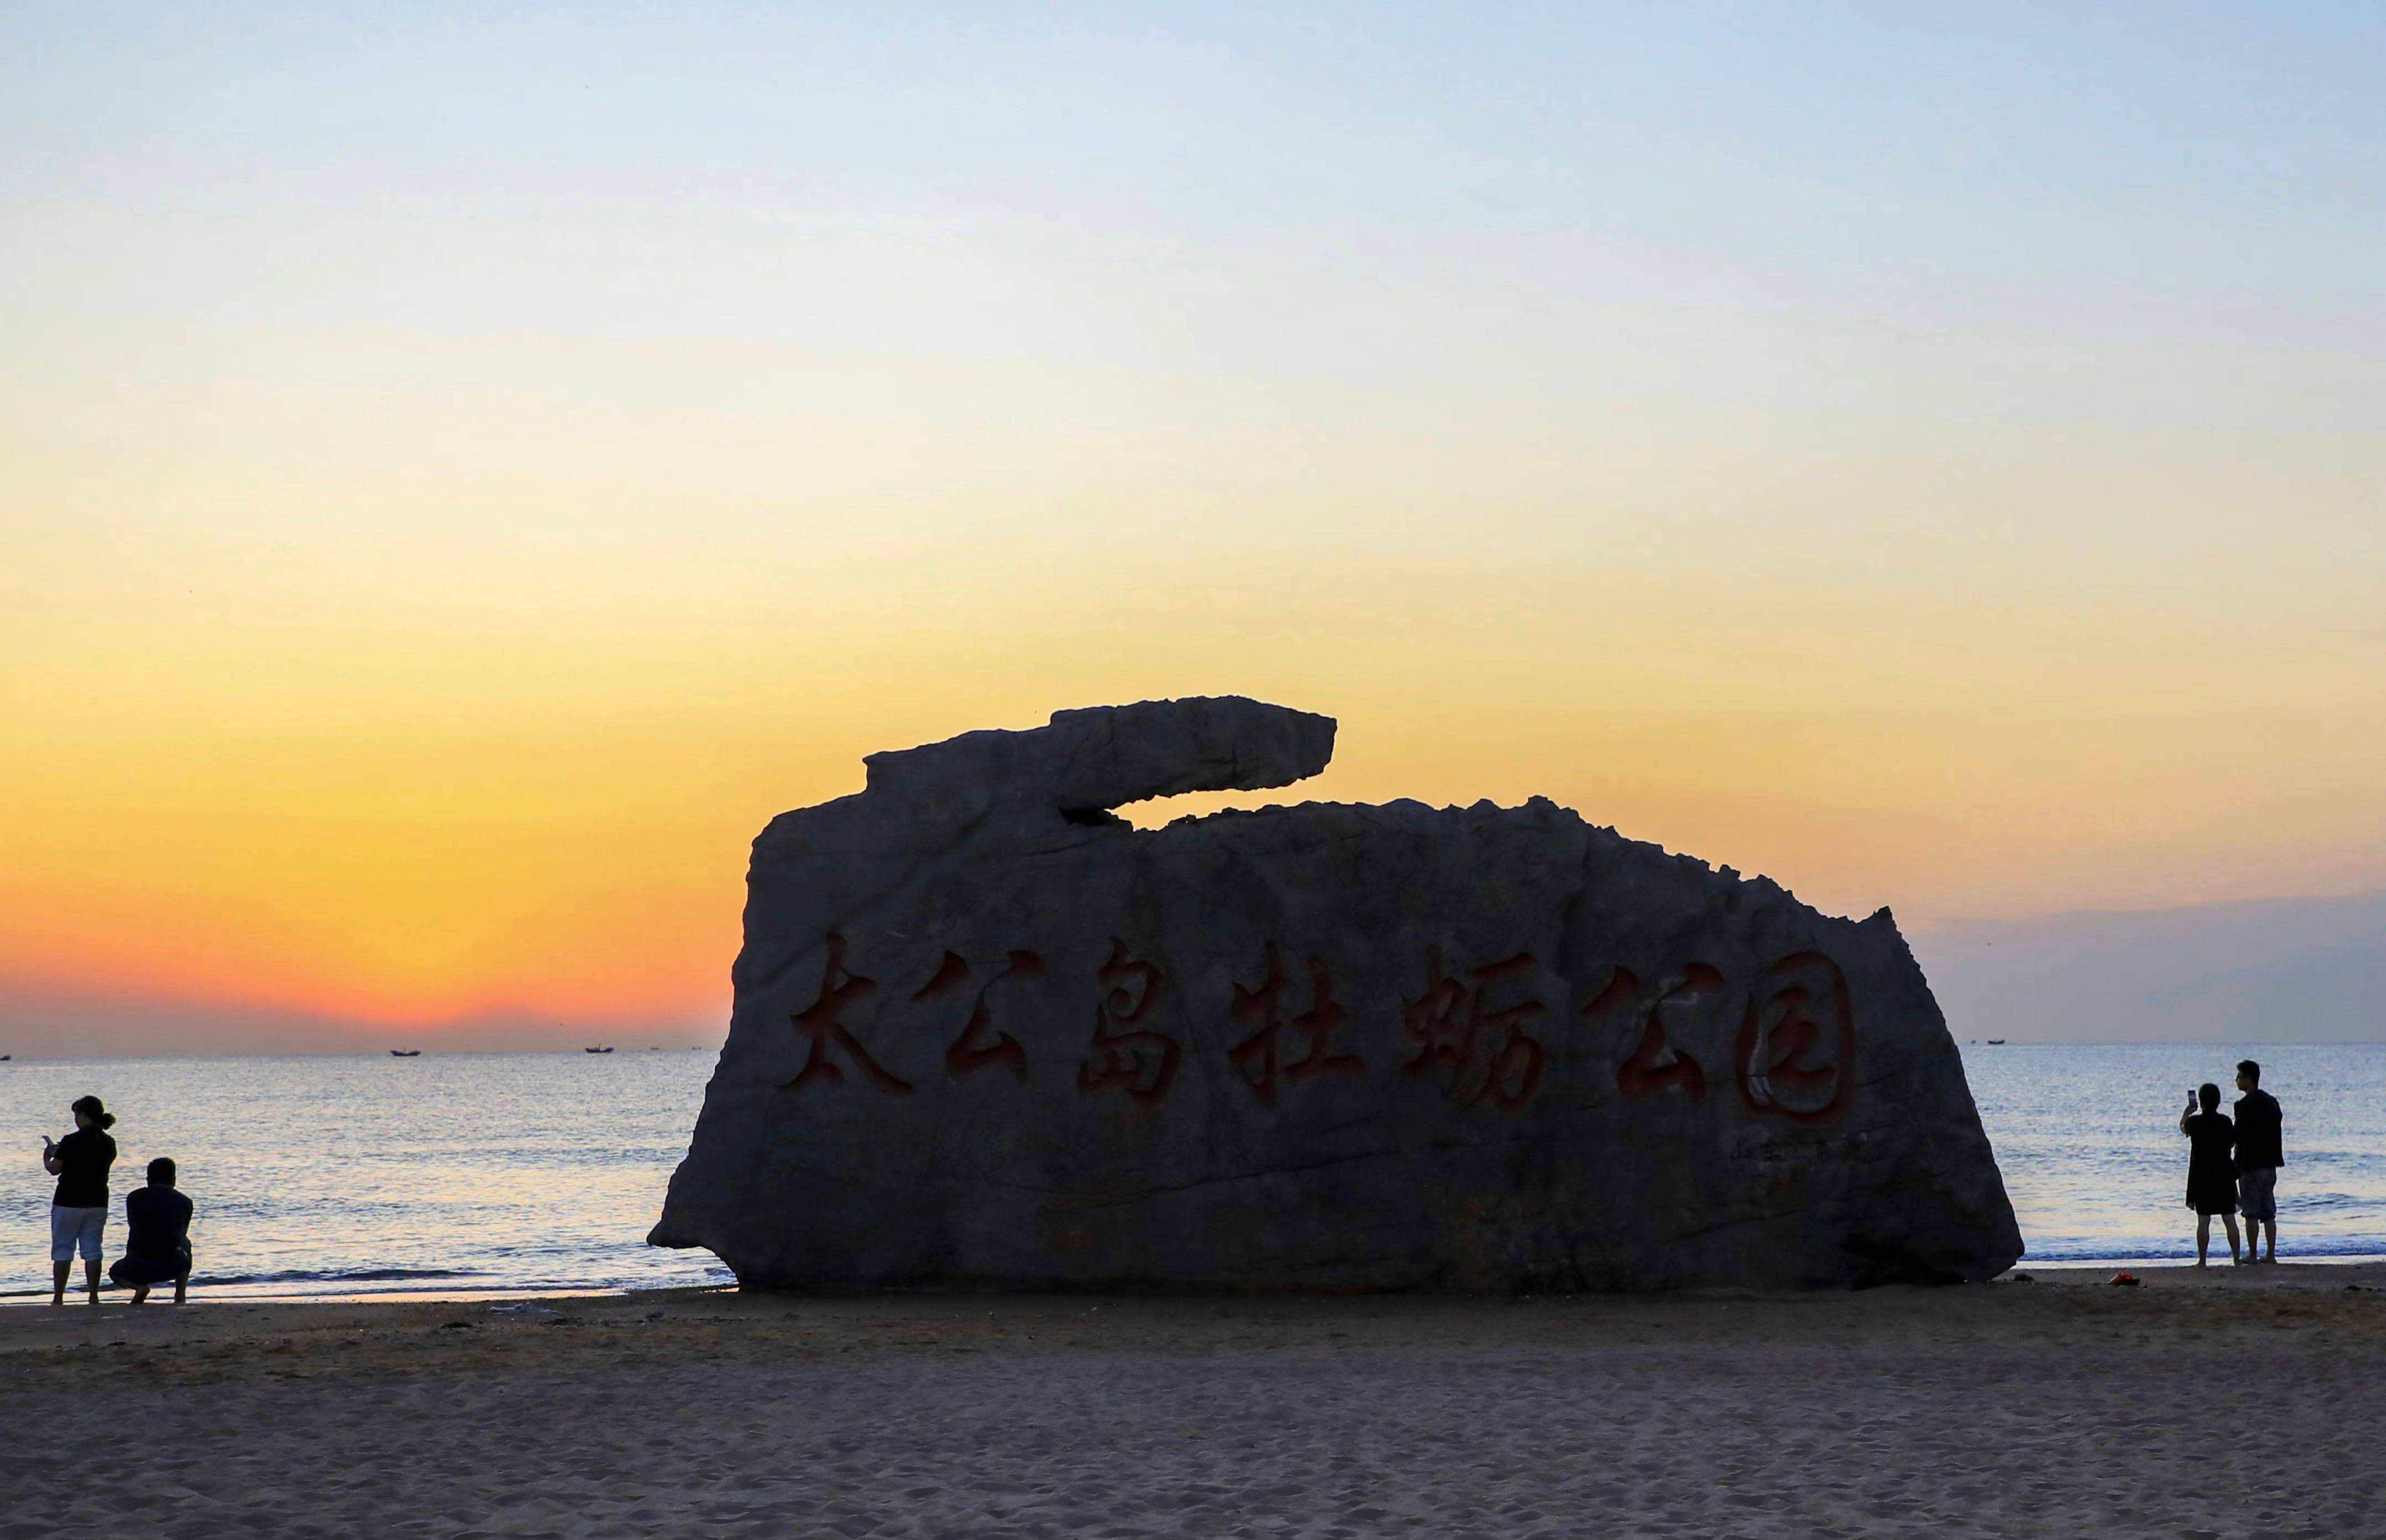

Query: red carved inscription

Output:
[1285, 955, 1363, 1083]
[1472, 952, 1548, 1109]
[1583, 964, 1639, 1020]
[916, 949, 1043, 1080]
[1735, 951, 1856, 1126]
[1229, 946, 1363, 1104]
[783, 932, 912, 1094]
[912, 951, 970, 1001]
[1227, 945, 1291, 1104]
[1401, 949, 1548, 1110]
[1078, 939, 1180, 1105]
[1399, 946, 1473, 1084]
[1609, 964, 1716, 1102]
[778, 931, 1856, 1123]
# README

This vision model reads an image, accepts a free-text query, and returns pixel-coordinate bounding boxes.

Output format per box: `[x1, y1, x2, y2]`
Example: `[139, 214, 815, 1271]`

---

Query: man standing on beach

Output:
[2234, 1060, 2284, 1264]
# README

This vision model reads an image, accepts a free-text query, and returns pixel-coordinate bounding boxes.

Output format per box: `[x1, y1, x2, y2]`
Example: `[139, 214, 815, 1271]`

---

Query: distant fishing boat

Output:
[1987, 1039, 2007, 1045]
[584, 1045, 615, 1054]
[389, 1049, 421, 1057]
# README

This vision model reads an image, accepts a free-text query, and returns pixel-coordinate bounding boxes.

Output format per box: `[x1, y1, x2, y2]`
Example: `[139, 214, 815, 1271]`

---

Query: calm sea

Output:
[4, 1042, 2382, 1300]
[1958, 1042, 2386, 1265]
[2, 1051, 732, 1302]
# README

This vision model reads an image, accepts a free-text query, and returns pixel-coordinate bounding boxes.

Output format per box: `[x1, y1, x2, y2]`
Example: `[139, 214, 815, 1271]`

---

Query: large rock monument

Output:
[651, 697, 2021, 1290]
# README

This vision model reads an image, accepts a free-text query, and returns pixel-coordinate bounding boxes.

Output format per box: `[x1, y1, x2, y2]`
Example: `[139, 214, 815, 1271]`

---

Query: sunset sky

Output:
[6, 7, 2383, 1052]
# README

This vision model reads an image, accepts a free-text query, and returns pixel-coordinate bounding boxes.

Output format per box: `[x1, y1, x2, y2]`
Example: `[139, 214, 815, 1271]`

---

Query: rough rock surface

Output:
[652, 696, 2021, 1290]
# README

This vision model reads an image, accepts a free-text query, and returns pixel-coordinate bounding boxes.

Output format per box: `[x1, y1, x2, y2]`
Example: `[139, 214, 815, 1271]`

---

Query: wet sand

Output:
[3, 1263, 2382, 1538]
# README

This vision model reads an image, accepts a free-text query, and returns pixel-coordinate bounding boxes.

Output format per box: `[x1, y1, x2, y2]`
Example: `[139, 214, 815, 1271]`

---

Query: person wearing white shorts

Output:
[41, 1094, 118, 1306]
[50, 1206, 105, 1265]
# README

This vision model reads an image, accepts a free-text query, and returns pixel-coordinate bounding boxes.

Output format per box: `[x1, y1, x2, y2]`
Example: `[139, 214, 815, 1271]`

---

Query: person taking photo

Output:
[2179, 1082, 2241, 1267]
[41, 1094, 117, 1307]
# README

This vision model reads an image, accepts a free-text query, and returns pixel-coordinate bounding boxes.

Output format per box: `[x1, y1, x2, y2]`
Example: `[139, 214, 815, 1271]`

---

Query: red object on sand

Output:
[2109, 1272, 2142, 1287]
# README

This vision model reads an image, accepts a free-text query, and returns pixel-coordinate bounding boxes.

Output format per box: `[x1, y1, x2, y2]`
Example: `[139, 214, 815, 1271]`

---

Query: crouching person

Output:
[109, 1157, 193, 1305]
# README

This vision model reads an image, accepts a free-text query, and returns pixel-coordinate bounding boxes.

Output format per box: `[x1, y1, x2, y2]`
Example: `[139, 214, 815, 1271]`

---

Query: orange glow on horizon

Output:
[8, 538, 2383, 1050]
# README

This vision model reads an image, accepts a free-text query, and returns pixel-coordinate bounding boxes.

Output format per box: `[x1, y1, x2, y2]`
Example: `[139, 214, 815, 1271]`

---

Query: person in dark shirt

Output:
[2234, 1059, 2285, 1264]
[2178, 1082, 2241, 1267]
[109, 1157, 194, 1305]
[40, 1094, 117, 1307]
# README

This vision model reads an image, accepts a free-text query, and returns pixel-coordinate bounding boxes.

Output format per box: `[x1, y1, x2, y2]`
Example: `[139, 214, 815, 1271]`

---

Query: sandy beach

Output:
[3, 1264, 2380, 1538]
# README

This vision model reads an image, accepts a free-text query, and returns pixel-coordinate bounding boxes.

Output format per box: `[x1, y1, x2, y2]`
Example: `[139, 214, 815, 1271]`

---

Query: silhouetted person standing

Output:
[110, 1157, 193, 1305]
[2234, 1059, 2284, 1264]
[41, 1094, 117, 1306]
[2179, 1082, 2240, 1267]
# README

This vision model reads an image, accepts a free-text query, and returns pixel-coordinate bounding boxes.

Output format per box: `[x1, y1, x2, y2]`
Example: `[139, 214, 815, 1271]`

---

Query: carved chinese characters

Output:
[1592, 955, 1872, 1120]
[783, 933, 912, 1094]
[1283, 956, 1363, 1085]
[1736, 951, 1856, 1125]
[1600, 963, 1720, 1105]
[1078, 940, 1179, 1105]
[1398, 949, 1548, 1110]
[1229, 946, 1363, 1104]
[776, 931, 1854, 1126]
[916, 948, 1043, 1079]
[1601, 965, 1714, 1102]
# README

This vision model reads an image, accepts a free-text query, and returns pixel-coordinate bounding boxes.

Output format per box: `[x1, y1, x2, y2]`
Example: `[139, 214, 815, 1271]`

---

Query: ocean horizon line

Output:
[7, 1039, 2384, 1065]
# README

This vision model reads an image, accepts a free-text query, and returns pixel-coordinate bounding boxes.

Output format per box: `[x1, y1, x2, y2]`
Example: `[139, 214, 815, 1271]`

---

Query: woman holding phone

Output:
[41, 1094, 118, 1306]
[2178, 1082, 2241, 1267]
